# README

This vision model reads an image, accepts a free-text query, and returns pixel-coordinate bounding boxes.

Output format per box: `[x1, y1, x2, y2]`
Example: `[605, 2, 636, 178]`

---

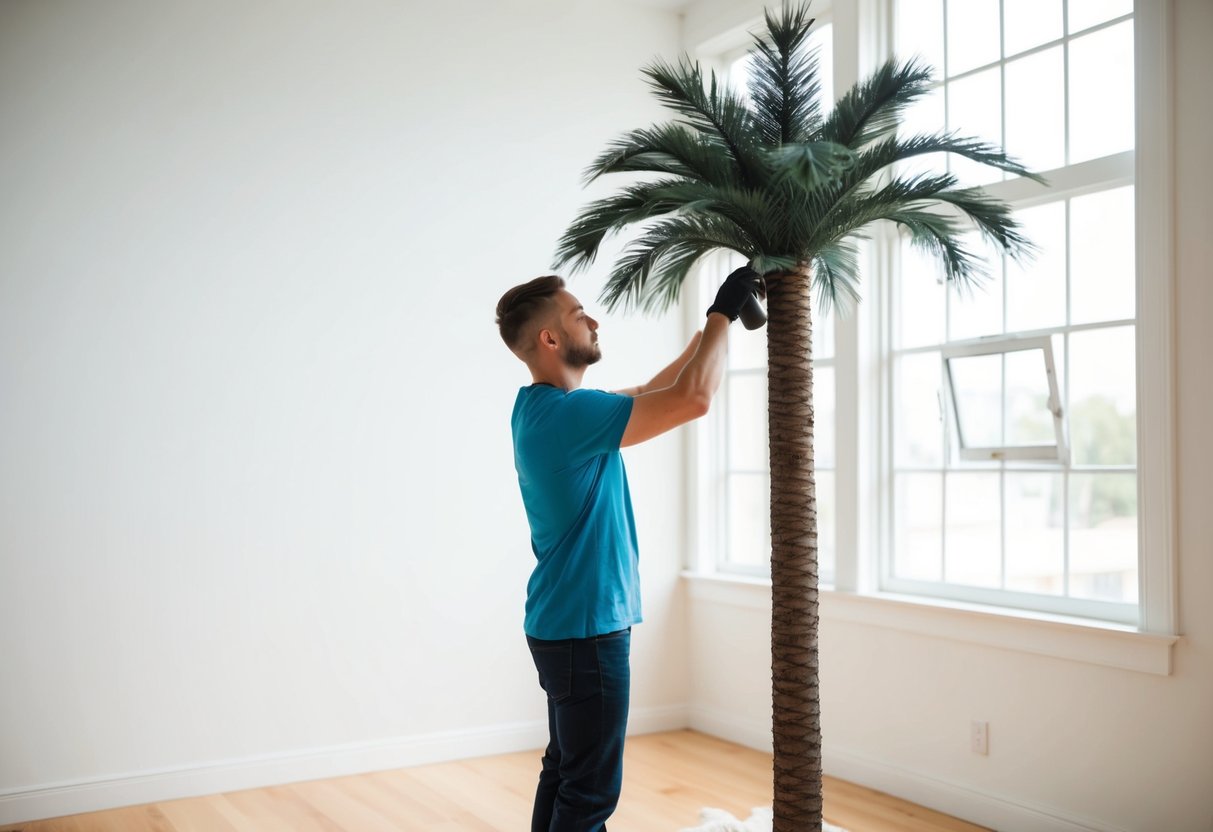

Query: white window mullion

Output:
[1062, 0, 1072, 165]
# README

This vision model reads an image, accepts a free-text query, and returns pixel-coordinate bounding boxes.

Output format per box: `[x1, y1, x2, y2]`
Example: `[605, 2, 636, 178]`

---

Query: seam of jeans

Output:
[595, 636, 607, 800]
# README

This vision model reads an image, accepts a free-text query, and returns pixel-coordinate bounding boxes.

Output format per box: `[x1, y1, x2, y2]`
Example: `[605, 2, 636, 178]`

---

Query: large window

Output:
[886, 0, 1138, 622]
[692, 1, 1174, 632]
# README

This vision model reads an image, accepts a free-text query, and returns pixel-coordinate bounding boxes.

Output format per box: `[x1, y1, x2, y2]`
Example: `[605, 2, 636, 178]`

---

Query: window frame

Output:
[868, 0, 1176, 634]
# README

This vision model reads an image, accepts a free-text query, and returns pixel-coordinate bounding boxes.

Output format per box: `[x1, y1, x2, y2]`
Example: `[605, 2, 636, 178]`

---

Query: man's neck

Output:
[530, 366, 585, 391]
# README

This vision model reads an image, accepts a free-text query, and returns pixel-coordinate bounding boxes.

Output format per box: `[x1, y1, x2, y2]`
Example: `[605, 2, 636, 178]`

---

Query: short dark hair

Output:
[496, 275, 566, 353]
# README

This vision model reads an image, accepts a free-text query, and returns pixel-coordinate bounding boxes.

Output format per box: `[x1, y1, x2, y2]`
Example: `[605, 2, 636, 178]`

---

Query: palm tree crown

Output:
[553, 2, 1041, 314]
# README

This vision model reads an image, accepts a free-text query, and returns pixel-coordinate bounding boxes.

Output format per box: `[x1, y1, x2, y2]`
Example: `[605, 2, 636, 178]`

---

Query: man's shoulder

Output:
[518, 385, 624, 412]
[565, 387, 624, 403]
[512, 385, 565, 434]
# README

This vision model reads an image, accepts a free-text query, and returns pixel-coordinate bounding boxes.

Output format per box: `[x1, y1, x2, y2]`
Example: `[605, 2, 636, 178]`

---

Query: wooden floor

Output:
[1, 731, 988, 832]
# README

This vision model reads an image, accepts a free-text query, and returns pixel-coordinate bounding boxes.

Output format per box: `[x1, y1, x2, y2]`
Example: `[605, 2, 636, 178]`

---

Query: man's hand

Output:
[707, 266, 762, 322]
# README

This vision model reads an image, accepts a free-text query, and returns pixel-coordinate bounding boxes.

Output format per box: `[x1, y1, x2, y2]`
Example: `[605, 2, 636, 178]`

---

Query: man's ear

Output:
[538, 327, 559, 351]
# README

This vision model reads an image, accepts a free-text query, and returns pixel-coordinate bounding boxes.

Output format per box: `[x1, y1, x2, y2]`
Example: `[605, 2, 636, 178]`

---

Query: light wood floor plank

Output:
[1, 730, 988, 832]
[152, 796, 240, 832]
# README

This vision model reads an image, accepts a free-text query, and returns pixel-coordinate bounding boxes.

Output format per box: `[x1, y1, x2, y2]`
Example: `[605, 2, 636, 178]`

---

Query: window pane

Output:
[814, 365, 835, 469]
[897, 0, 944, 77]
[1069, 472, 1137, 602]
[894, 472, 942, 580]
[1068, 0, 1132, 34]
[946, 0, 1000, 76]
[1068, 326, 1136, 466]
[1005, 473, 1065, 595]
[1005, 348, 1058, 448]
[1003, 0, 1063, 57]
[948, 232, 1003, 341]
[944, 472, 1001, 588]
[1006, 201, 1066, 331]
[1005, 47, 1065, 173]
[1069, 21, 1134, 164]
[812, 303, 834, 361]
[808, 23, 834, 107]
[897, 233, 946, 349]
[1070, 186, 1135, 325]
[729, 327, 767, 371]
[727, 474, 770, 568]
[1004, 335, 1067, 461]
[947, 68, 1003, 186]
[731, 52, 754, 102]
[947, 353, 1002, 448]
[817, 469, 835, 583]
[895, 351, 944, 467]
[727, 373, 768, 470]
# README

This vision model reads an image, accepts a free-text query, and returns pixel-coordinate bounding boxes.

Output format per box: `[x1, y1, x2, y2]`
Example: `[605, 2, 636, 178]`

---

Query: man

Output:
[495, 267, 761, 831]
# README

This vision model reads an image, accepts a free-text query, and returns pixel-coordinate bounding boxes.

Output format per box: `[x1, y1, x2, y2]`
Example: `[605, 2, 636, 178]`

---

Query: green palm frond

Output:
[553, 188, 667, 274]
[812, 239, 862, 317]
[642, 179, 782, 249]
[933, 187, 1035, 260]
[808, 170, 959, 250]
[765, 140, 858, 191]
[849, 132, 1045, 186]
[806, 172, 1014, 290]
[750, 252, 800, 273]
[642, 58, 764, 182]
[837, 170, 1034, 265]
[747, 3, 822, 145]
[815, 58, 934, 149]
[888, 208, 987, 289]
[553, 177, 777, 273]
[600, 214, 759, 312]
[582, 123, 742, 187]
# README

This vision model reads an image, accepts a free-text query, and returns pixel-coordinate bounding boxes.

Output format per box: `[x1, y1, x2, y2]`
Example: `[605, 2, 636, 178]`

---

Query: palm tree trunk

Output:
[766, 263, 821, 831]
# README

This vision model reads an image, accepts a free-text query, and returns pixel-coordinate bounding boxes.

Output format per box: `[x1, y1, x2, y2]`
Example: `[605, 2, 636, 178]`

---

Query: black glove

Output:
[707, 266, 762, 322]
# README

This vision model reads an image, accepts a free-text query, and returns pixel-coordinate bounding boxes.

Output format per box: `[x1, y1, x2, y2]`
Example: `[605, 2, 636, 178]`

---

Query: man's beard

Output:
[562, 340, 602, 369]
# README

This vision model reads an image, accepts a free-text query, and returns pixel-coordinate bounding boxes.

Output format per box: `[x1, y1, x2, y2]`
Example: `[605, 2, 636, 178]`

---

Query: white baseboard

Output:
[687, 704, 1126, 832]
[825, 746, 1132, 832]
[0, 704, 690, 827]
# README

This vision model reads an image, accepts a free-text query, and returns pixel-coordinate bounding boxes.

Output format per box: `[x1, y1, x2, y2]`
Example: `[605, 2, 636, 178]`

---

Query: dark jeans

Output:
[526, 627, 631, 832]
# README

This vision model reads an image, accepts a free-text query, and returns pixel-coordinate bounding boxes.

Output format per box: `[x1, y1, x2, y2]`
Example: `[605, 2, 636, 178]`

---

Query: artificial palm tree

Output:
[554, 4, 1040, 829]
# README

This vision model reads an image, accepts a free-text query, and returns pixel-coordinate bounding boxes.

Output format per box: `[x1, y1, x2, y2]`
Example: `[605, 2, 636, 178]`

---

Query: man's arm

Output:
[613, 331, 703, 397]
[618, 266, 760, 448]
[618, 266, 761, 447]
[619, 312, 731, 447]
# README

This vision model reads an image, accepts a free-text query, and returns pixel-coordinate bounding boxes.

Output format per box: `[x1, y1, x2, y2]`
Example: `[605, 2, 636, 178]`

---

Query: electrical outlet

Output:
[970, 720, 989, 755]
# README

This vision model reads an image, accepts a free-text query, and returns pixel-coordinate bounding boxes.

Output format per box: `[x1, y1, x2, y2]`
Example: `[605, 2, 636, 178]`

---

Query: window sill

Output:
[681, 571, 1179, 676]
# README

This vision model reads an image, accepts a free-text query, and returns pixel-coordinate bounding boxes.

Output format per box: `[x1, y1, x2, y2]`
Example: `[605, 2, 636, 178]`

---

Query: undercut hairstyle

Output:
[496, 275, 566, 354]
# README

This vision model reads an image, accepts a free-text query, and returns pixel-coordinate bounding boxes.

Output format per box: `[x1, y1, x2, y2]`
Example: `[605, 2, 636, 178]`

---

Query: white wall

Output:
[685, 2, 1213, 831]
[0, 0, 691, 822]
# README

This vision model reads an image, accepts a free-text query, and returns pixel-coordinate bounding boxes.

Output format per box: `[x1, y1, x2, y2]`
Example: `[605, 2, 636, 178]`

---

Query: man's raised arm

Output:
[619, 267, 761, 448]
[613, 331, 703, 398]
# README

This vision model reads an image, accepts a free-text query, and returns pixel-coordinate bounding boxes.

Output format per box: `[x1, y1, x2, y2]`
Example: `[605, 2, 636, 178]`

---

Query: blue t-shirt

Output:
[511, 384, 641, 640]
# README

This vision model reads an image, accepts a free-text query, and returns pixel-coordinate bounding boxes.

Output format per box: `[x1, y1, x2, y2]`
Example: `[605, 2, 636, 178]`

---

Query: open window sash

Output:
[942, 335, 1068, 463]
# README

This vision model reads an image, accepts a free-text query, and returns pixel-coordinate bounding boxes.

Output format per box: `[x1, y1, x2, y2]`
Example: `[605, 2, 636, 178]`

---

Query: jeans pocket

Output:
[527, 638, 573, 701]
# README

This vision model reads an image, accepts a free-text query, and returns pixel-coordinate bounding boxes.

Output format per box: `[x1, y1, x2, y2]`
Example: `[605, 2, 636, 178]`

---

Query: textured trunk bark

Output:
[766, 263, 822, 831]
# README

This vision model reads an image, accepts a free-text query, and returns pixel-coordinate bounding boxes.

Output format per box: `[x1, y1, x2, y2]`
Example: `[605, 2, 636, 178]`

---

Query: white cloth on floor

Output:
[678, 807, 846, 832]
